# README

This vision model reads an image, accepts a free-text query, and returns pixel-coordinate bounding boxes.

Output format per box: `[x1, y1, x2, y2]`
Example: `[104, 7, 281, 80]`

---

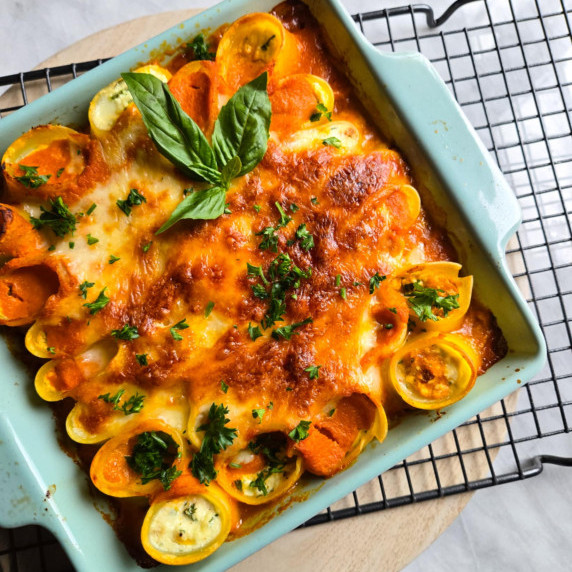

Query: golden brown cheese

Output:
[0, 1, 506, 566]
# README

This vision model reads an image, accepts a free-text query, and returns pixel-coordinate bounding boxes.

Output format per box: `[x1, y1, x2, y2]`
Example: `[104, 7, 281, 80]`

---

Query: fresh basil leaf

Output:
[156, 186, 227, 234]
[212, 72, 271, 176]
[122, 73, 220, 183]
[220, 156, 242, 189]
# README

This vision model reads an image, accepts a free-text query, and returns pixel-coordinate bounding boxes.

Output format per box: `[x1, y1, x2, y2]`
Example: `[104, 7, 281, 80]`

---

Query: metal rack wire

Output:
[1, 0, 571, 569]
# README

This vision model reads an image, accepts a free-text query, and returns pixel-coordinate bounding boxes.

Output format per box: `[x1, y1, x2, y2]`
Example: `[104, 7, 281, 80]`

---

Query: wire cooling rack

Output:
[1, 0, 571, 569]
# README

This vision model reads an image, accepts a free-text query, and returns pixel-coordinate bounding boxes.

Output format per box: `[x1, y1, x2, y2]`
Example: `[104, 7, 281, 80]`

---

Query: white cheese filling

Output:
[148, 496, 221, 556]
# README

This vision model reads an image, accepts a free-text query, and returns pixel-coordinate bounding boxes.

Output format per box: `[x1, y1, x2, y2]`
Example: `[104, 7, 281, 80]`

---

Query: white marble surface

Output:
[1, 1, 571, 571]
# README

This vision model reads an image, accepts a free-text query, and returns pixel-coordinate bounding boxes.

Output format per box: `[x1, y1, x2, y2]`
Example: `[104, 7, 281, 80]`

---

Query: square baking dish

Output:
[0, 0, 546, 570]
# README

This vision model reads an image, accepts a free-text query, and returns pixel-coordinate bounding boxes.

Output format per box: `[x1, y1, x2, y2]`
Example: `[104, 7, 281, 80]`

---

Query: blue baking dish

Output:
[0, 0, 546, 570]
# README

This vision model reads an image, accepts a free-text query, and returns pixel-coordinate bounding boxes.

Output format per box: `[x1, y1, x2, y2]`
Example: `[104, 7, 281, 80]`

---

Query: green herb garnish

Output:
[272, 317, 313, 340]
[304, 365, 321, 379]
[16, 165, 51, 188]
[79, 280, 95, 299]
[252, 408, 266, 421]
[126, 431, 181, 490]
[30, 196, 77, 237]
[310, 102, 332, 122]
[83, 287, 110, 315]
[205, 301, 215, 318]
[295, 224, 314, 250]
[117, 188, 146, 216]
[123, 72, 271, 233]
[186, 33, 216, 61]
[98, 389, 145, 415]
[402, 281, 460, 322]
[288, 420, 311, 442]
[190, 404, 237, 485]
[322, 137, 341, 148]
[369, 272, 386, 294]
[248, 322, 263, 341]
[136, 353, 148, 366]
[111, 324, 139, 340]
[170, 318, 189, 341]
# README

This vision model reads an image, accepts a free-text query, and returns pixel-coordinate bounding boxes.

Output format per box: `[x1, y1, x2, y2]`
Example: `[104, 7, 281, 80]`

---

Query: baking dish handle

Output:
[361, 44, 521, 256]
[0, 415, 49, 527]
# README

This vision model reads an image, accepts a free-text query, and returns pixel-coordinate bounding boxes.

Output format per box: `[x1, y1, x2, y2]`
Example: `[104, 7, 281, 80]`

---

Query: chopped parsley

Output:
[126, 431, 181, 490]
[220, 380, 229, 393]
[255, 202, 292, 252]
[86, 234, 99, 245]
[288, 420, 311, 442]
[136, 353, 148, 366]
[384, 323, 394, 329]
[190, 403, 237, 485]
[304, 365, 321, 379]
[111, 324, 139, 340]
[310, 197, 319, 205]
[83, 287, 110, 315]
[248, 253, 312, 330]
[229, 462, 241, 469]
[183, 502, 197, 521]
[369, 272, 386, 294]
[252, 408, 266, 421]
[322, 137, 342, 148]
[116, 188, 146, 216]
[295, 224, 314, 250]
[253, 204, 261, 213]
[186, 33, 216, 61]
[310, 102, 332, 122]
[234, 479, 243, 491]
[290, 203, 299, 213]
[256, 225, 279, 252]
[246, 434, 290, 495]
[340, 287, 347, 300]
[335, 274, 341, 287]
[108, 255, 120, 264]
[402, 281, 460, 322]
[15, 165, 51, 188]
[68, 241, 75, 249]
[272, 317, 313, 340]
[247, 263, 269, 285]
[48, 245, 56, 252]
[170, 318, 189, 340]
[275, 202, 292, 227]
[388, 307, 397, 314]
[78, 280, 95, 299]
[142, 241, 153, 253]
[248, 322, 262, 341]
[98, 388, 145, 415]
[328, 408, 336, 417]
[30, 196, 77, 237]
[56, 167, 64, 178]
[47, 346, 56, 355]
[86, 203, 97, 215]
[204, 301, 215, 318]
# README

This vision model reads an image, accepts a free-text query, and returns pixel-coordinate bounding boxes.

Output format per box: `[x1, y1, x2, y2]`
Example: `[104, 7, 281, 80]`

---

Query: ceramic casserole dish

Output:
[0, 0, 546, 570]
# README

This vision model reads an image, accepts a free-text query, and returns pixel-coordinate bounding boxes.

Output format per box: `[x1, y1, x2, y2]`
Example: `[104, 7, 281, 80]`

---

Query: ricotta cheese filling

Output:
[148, 496, 222, 555]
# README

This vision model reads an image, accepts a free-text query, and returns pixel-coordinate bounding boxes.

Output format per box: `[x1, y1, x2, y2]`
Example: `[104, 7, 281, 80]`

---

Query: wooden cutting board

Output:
[0, 10, 519, 571]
